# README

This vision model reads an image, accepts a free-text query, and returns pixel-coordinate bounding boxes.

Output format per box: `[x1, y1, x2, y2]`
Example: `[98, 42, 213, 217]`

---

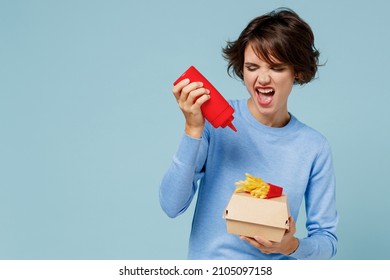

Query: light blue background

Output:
[1, 0, 389, 260]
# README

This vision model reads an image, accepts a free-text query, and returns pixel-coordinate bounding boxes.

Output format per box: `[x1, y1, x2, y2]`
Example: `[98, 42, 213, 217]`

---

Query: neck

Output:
[247, 99, 290, 128]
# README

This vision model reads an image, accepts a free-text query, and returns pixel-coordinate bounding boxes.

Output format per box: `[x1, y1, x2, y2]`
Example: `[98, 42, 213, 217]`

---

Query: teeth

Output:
[257, 88, 274, 94]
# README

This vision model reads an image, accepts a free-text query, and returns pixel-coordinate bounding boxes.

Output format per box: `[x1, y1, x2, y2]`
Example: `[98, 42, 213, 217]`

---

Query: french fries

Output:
[234, 173, 270, 199]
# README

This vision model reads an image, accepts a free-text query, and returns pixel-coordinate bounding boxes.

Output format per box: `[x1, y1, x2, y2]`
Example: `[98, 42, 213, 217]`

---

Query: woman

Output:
[160, 7, 338, 260]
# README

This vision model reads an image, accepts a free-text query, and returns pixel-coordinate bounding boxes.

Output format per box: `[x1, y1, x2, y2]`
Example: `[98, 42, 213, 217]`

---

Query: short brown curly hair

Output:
[222, 8, 320, 85]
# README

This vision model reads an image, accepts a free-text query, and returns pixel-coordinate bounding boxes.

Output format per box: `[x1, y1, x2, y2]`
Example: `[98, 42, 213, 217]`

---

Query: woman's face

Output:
[243, 43, 296, 127]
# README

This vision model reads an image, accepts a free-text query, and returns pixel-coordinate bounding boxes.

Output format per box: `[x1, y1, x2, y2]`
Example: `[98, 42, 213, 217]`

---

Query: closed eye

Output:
[244, 63, 258, 72]
[270, 63, 288, 72]
[271, 67, 286, 72]
[246, 66, 258, 72]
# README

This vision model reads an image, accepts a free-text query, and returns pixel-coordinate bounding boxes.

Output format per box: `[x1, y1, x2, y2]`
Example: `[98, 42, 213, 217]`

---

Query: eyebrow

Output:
[244, 61, 287, 67]
[244, 62, 258, 66]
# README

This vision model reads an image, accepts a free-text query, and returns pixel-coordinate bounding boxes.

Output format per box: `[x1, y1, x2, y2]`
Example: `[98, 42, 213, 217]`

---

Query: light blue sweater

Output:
[160, 99, 338, 259]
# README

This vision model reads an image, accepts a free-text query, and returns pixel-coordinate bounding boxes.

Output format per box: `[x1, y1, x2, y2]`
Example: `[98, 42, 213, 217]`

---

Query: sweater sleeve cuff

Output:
[174, 133, 202, 167]
[289, 238, 311, 260]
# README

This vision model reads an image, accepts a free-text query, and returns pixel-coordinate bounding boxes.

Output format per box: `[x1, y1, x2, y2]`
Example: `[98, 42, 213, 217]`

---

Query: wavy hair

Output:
[222, 8, 320, 85]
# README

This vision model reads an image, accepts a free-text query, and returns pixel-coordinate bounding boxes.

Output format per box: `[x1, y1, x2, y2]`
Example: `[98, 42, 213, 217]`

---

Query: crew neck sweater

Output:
[160, 99, 338, 259]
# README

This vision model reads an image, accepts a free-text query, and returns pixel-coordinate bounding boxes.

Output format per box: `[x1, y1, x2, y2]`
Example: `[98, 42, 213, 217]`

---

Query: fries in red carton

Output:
[234, 173, 283, 199]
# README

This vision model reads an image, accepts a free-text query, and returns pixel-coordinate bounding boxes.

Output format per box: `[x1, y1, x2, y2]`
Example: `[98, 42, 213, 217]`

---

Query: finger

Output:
[240, 236, 273, 254]
[191, 93, 210, 110]
[178, 88, 209, 113]
[286, 216, 296, 234]
[172, 78, 190, 100]
[185, 87, 210, 105]
[240, 236, 260, 248]
[253, 236, 273, 247]
[178, 82, 204, 104]
[240, 236, 265, 249]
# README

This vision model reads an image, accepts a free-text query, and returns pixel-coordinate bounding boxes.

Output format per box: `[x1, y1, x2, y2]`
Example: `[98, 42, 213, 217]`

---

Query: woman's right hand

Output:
[172, 78, 210, 138]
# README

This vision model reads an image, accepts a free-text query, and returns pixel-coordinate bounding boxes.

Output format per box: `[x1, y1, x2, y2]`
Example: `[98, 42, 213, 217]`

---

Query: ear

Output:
[294, 72, 304, 84]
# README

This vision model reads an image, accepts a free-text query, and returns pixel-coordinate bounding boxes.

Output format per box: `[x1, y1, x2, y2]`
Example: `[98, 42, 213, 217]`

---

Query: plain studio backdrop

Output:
[1, 0, 389, 260]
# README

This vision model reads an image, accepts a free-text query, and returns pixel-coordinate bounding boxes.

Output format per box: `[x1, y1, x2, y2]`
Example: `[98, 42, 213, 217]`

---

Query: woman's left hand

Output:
[240, 216, 299, 255]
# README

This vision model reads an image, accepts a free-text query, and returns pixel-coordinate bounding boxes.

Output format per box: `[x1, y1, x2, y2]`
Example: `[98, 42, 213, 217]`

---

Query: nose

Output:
[257, 70, 271, 85]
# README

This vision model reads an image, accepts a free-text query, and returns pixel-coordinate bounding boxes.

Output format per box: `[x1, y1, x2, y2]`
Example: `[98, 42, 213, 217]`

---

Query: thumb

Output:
[286, 216, 296, 234]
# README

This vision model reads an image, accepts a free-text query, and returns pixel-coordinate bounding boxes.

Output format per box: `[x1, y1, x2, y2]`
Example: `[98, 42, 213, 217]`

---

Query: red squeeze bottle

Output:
[173, 66, 237, 132]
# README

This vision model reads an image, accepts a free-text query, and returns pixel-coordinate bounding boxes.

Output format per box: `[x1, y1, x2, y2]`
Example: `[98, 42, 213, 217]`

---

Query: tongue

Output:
[258, 92, 273, 106]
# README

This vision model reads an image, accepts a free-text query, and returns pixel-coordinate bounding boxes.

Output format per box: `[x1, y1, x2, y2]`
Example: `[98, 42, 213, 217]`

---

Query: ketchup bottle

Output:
[173, 66, 237, 132]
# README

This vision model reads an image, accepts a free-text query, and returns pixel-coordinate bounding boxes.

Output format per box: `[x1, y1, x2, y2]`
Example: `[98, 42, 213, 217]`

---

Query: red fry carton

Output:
[265, 183, 283, 198]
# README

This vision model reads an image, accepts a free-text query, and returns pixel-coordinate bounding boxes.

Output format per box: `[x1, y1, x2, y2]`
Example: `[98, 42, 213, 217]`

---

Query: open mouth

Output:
[256, 87, 274, 106]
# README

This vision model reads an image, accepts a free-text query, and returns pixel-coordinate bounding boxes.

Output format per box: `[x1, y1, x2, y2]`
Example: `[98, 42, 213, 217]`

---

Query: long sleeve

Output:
[158, 99, 338, 259]
[290, 140, 338, 259]
[159, 133, 208, 218]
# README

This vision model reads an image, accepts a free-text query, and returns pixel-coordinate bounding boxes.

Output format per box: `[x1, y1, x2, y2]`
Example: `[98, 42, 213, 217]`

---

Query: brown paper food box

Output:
[223, 192, 290, 242]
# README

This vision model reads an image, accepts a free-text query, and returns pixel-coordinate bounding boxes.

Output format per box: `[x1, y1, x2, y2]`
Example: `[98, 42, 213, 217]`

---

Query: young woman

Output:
[160, 8, 338, 260]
